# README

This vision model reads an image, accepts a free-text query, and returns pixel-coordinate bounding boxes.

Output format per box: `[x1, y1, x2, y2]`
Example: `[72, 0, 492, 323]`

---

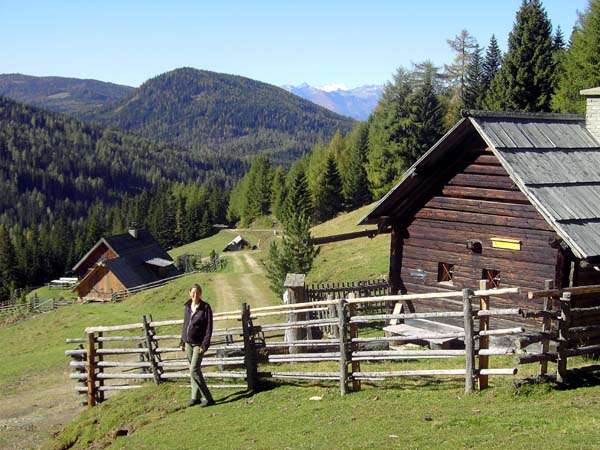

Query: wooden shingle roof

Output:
[360, 110, 600, 261]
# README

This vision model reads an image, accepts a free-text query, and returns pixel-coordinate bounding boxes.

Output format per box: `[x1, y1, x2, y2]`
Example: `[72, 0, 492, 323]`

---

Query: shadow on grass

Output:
[214, 380, 279, 405]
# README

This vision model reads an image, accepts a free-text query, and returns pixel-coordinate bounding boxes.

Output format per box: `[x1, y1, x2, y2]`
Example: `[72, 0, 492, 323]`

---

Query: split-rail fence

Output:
[66, 281, 550, 408]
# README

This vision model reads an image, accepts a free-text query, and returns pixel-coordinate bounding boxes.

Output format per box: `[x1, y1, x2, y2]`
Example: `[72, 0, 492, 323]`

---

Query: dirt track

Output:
[0, 374, 84, 450]
[0, 249, 270, 449]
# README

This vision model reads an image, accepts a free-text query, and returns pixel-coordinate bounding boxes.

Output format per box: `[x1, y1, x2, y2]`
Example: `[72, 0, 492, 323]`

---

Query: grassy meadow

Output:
[1, 208, 600, 449]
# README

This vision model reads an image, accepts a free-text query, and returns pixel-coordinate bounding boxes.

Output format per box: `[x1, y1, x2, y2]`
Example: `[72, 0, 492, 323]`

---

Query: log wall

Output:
[395, 148, 563, 312]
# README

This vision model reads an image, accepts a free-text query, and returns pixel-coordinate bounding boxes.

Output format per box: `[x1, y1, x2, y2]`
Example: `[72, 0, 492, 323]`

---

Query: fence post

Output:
[338, 297, 348, 396]
[241, 303, 258, 392]
[143, 314, 162, 385]
[283, 274, 306, 354]
[328, 294, 339, 339]
[347, 293, 361, 392]
[478, 280, 490, 390]
[557, 292, 571, 384]
[539, 279, 554, 378]
[463, 288, 475, 393]
[86, 331, 97, 407]
[96, 331, 105, 402]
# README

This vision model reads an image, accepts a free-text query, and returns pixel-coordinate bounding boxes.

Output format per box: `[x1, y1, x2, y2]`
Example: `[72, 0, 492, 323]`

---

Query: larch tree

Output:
[445, 29, 479, 123]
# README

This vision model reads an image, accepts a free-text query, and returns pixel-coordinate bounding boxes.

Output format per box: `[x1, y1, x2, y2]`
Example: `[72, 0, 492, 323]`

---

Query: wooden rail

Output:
[515, 282, 600, 383]
[67, 281, 527, 407]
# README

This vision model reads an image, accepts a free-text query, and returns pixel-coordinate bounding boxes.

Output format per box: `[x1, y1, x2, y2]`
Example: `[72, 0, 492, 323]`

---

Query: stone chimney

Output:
[581, 87, 600, 142]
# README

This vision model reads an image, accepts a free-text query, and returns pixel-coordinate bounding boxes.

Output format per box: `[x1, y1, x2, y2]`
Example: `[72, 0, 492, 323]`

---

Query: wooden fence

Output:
[67, 282, 529, 407]
[514, 282, 600, 383]
[0, 296, 76, 315]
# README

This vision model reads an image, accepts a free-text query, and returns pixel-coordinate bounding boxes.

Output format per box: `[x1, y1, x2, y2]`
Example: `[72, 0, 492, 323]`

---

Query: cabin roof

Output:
[360, 110, 600, 261]
[72, 229, 173, 272]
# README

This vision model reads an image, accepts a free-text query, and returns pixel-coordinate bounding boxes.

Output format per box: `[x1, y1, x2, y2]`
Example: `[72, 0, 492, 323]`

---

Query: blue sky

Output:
[0, 0, 589, 89]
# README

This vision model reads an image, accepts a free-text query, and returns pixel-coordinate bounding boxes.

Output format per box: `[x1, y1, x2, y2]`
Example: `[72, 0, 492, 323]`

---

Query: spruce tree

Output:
[484, 0, 556, 112]
[265, 208, 319, 295]
[552, 0, 600, 113]
[342, 122, 371, 210]
[366, 67, 413, 198]
[482, 35, 502, 95]
[281, 166, 312, 226]
[0, 225, 17, 299]
[407, 74, 445, 165]
[464, 44, 485, 110]
[312, 153, 343, 223]
[270, 166, 287, 220]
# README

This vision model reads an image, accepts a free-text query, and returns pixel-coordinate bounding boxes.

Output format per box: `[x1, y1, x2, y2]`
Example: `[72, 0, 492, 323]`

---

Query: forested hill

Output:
[85, 67, 356, 165]
[0, 73, 133, 115]
[0, 96, 243, 231]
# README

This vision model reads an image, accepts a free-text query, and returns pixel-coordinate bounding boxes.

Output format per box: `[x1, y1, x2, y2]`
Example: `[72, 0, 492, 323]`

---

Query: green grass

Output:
[3, 218, 600, 449]
[44, 364, 600, 450]
[309, 204, 389, 283]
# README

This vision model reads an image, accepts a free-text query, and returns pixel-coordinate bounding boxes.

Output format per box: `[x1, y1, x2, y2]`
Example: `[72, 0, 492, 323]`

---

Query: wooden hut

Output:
[72, 228, 179, 301]
[359, 89, 600, 314]
[223, 235, 249, 252]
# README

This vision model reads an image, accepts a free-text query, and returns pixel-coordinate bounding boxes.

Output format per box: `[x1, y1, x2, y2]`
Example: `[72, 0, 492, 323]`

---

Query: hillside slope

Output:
[86, 67, 356, 165]
[0, 96, 243, 229]
[0, 73, 133, 115]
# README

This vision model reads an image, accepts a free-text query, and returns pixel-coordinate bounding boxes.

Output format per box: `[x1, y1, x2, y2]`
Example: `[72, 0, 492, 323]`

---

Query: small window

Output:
[482, 269, 501, 289]
[438, 262, 454, 284]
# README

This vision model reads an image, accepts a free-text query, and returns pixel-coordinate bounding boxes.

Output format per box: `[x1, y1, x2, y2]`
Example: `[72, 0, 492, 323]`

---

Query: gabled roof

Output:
[72, 229, 173, 272]
[360, 110, 600, 261]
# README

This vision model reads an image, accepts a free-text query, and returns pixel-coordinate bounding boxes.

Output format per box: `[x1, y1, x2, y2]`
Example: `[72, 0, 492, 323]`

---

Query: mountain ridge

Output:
[0, 73, 133, 114]
[281, 83, 383, 120]
[83, 68, 356, 166]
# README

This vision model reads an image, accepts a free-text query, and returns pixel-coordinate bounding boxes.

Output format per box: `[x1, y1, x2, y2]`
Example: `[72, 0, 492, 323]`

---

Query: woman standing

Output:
[180, 283, 215, 407]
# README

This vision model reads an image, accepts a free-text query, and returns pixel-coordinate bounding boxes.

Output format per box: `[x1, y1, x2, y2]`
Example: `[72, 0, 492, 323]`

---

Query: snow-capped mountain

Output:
[281, 83, 383, 121]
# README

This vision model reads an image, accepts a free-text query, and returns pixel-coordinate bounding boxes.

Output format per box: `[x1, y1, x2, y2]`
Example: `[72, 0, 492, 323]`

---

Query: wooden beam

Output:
[307, 228, 389, 245]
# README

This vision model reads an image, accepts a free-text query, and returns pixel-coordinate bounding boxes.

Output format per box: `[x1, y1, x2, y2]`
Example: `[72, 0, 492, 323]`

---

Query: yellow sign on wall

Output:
[491, 237, 521, 250]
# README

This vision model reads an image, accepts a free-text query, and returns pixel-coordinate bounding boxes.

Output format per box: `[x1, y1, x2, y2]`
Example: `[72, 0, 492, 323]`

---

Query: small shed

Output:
[72, 228, 179, 301]
[223, 235, 249, 252]
[359, 89, 600, 314]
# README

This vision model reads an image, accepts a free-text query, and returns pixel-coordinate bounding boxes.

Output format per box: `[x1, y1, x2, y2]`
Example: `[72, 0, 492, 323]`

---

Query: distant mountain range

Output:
[0, 74, 133, 114]
[281, 83, 383, 120]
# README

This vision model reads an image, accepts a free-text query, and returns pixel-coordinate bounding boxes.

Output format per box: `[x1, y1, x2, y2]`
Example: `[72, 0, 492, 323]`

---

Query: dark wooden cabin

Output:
[359, 89, 600, 315]
[72, 228, 179, 301]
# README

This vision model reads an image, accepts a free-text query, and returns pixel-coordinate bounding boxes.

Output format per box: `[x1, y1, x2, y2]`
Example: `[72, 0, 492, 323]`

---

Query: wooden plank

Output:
[402, 237, 558, 267]
[409, 217, 558, 242]
[463, 164, 508, 176]
[414, 207, 553, 232]
[528, 284, 600, 299]
[441, 186, 530, 204]
[424, 196, 543, 219]
[448, 173, 518, 191]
